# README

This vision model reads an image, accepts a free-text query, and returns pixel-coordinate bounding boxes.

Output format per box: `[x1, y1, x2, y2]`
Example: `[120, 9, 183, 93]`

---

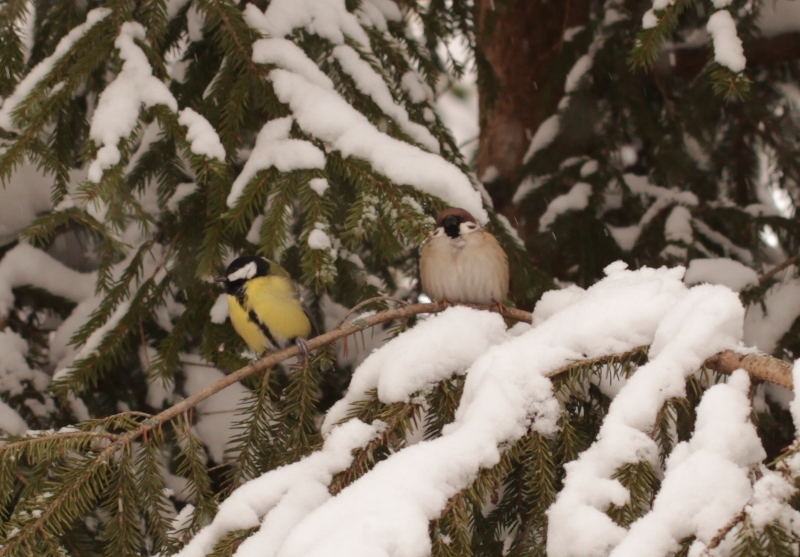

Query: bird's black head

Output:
[215, 256, 271, 295]
[436, 208, 478, 239]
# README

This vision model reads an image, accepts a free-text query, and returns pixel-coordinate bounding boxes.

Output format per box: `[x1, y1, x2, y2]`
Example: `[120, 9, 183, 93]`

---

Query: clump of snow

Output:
[539, 182, 593, 232]
[309, 178, 329, 196]
[512, 175, 550, 204]
[623, 174, 698, 207]
[0, 8, 111, 131]
[685, 258, 759, 292]
[174, 419, 380, 557]
[563, 25, 585, 42]
[268, 69, 487, 222]
[565, 54, 593, 94]
[0, 243, 95, 318]
[332, 45, 439, 152]
[707, 10, 746, 73]
[0, 331, 47, 433]
[323, 307, 510, 432]
[87, 22, 178, 183]
[178, 108, 225, 160]
[548, 281, 745, 556]
[523, 114, 560, 163]
[186, 5, 205, 42]
[607, 371, 764, 557]
[580, 160, 599, 177]
[435, 80, 478, 162]
[227, 117, 325, 208]
[245, 0, 371, 49]
[357, 0, 402, 31]
[0, 399, 28, 434]
[209, 294, 229, 324]
[0, 331, 49, 397]
[166, 183, 199, 212]
[308, 228, 332, 251]
[607, 225, 641, 252]
[252, 38, 334, 90]
[664, 205, 693, 244]
[745, 470, 798, 530]
[400, 71, 431, 103]
[642, 0, 671, 29]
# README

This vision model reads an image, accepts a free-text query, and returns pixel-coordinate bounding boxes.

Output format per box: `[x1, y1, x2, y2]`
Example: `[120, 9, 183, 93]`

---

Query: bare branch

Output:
[705, 350, 793, 390]
[759, 253, 800, 285]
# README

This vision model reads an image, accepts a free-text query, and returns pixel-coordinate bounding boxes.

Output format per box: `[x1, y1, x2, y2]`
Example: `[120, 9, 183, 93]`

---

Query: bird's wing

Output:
[302, 299, 320, 337]
[268, 260, 292, 278]
[271, 260, 320, 337]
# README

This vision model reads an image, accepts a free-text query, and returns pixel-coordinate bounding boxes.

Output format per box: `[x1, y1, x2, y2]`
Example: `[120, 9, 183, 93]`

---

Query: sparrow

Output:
[215, 256, 315, 358]
[419, 208, 509, 306]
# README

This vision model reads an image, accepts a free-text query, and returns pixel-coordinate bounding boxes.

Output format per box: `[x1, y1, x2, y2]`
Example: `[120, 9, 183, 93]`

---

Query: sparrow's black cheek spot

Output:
[442, 215, 462, 238]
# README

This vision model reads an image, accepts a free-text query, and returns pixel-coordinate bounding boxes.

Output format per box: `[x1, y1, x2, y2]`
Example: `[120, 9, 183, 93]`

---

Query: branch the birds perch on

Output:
[3, 300, 792, 453]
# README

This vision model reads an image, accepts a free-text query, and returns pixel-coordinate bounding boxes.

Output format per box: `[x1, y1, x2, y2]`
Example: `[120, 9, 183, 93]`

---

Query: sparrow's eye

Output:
[465, 223, 478, 230]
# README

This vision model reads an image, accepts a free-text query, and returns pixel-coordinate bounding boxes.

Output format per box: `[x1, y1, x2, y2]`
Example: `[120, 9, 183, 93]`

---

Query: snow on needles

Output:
[242, 0, 486, 222]
[170, 264, 755, 557]
[707, 10, 746, 73]
[608, 371, 764, 557]
[539, 182, 593, 231]
[323, 307, 511, 431]
[227, 117, 325, 207]
[548, 274, 745, 557]
[269, 69, 486, 222]
[174, 419, 380, 557]
[0, 8, 111, 132]
[88, 22, 178, 182]
[0, 243, 94, 318]
[178, 108, 226, 160]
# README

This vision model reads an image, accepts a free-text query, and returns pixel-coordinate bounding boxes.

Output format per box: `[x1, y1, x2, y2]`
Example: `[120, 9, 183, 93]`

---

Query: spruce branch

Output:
[7, 302, 794, 463]
[704, 351, 793, 390]
[758, 253, 800, 285]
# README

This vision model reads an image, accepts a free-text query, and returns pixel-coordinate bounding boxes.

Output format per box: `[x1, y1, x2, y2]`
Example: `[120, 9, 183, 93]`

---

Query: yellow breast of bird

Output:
[227, 275, 312, 352]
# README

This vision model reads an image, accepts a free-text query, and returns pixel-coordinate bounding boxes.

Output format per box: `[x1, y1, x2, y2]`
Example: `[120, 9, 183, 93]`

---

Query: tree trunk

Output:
[475, 0, 589, 223]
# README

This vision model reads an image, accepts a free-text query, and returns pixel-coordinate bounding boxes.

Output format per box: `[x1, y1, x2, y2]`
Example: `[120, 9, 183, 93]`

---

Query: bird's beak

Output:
[214, 276, 227, 283]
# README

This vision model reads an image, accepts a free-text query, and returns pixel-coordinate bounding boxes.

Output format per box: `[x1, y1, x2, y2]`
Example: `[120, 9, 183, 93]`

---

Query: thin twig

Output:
[697, 511, 746, 555]
[333, 295, 411, 330]
[759, 253, 800, 285]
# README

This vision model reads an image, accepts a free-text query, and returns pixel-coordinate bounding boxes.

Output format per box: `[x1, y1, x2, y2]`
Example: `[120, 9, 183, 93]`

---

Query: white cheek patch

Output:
[460, 222, 480, 235]
[227, 261, 257, 281]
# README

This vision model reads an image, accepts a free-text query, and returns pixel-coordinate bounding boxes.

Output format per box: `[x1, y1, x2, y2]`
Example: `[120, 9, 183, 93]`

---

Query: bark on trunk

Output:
[475, 0, 589, 221]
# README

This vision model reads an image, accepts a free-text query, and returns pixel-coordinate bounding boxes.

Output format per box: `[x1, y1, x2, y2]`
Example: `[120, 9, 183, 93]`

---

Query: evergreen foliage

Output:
[0, 0, 799, 556]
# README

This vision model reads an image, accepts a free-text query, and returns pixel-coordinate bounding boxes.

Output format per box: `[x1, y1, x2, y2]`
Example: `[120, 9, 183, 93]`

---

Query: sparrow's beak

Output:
[214, 276, 227, 283]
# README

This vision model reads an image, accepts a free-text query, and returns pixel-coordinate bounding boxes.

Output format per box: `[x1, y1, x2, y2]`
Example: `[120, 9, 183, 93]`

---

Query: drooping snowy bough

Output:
[166, 264, 800, 557]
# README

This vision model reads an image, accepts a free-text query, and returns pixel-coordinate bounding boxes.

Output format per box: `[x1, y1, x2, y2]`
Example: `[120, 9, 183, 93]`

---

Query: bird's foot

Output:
[493, 301, 507, 315]
[296, 337, 310, 360]
[249, 351, 268, 368]
[293, 337, 311, 370]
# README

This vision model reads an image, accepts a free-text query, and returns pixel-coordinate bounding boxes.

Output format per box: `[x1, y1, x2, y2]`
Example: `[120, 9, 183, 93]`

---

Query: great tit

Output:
[215, 256, 315, 357]
[420, 208, 509, 305]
